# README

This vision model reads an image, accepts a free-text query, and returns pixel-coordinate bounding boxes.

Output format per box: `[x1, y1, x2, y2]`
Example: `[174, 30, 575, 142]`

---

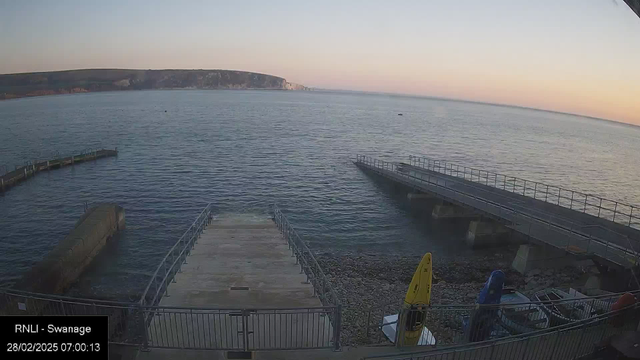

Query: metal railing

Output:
[361, 302, 640, 360]
[352, 289, 637, 348]
[8, 148, 112, 171]
[0, 203, 343, 352]
[355, 155, 640, 268]
[0, 288, 146, 346]
[144, 305, 337, 350]
[139, 203, 214, 308]
[272, 204, 342, 349]
[1, 147, 118, 193]
[0, 288, 339, 351]
[407, 155, 640, 229]
[272, 204, 341, 309]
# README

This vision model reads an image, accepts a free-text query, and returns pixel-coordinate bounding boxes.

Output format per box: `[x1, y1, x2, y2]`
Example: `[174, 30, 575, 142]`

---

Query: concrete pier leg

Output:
[1, 178, 4, 192]
[511, 244, 573, 275]
[465, 220, 510, 248]
[432, 204, 478, 219]
[47, 161, 50, 171]
[23, 168, 27, 178]
[71, 156, 74, 165]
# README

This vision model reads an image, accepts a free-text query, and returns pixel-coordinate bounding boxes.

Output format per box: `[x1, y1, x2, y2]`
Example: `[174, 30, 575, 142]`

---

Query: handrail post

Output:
[545, 185, 549, 201]
[138, 303, 149, 351]
[570, 191, 574, 209]
[584, 196, 588, 213]
[613, 202, 618, 222]
[630, 207, 634, 227]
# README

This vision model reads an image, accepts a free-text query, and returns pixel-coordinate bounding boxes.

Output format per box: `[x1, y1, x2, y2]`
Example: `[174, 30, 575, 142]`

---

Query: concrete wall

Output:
[14, 204, 125, 294]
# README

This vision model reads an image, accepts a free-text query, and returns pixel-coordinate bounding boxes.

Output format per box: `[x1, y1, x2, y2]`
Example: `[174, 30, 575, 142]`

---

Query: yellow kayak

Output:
[402, 252, 432, 346]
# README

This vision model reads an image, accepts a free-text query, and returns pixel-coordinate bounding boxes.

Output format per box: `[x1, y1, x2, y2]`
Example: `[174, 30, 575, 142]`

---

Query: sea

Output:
[1, 89, 639, 299]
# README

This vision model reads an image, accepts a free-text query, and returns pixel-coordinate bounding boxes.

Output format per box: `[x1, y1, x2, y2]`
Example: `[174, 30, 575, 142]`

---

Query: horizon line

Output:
[0, 67, 635, 128]
[311, 87, 637, 129]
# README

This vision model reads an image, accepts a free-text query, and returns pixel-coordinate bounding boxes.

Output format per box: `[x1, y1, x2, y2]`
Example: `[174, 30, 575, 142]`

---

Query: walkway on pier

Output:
[355, 155, 640, 269]
[158, 214, 323, 308]
[143, 213, 333, 351]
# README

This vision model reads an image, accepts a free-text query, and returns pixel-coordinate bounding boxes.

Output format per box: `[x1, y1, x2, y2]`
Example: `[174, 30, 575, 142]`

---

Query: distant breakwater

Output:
[0, 148, 118, 193]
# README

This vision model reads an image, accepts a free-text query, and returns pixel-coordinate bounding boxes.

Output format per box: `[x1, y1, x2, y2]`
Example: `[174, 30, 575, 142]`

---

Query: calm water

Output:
[1, 90, 640, 298]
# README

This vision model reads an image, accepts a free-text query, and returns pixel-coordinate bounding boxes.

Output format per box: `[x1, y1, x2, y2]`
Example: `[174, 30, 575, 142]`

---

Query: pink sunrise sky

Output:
[1, 0, 639, 124]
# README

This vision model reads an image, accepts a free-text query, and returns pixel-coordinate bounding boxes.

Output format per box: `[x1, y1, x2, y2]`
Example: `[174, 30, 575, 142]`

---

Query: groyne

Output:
[1, 148, 118, 193]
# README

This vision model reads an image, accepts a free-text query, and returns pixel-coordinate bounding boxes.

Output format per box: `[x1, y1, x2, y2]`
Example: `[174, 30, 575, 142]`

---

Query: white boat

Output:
[569, 288, 616, 314]
[498, 291, 549, 334]
[534, 288, 598, 325]
[381, 314, 436, 346]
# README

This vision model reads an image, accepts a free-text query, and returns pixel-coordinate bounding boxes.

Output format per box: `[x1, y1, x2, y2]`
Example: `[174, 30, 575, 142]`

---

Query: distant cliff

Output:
[0, 69, 309, 100]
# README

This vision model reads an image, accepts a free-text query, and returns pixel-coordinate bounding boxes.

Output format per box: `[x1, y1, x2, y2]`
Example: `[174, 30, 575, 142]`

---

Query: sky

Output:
[1, 0, 639, 124]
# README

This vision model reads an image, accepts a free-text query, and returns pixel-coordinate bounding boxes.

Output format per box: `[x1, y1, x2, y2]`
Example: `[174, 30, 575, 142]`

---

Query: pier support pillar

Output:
[47, 161, 50, 171]
[1, 178, 4, 192]
[465, 220, 510, 248]
[432, 204, 478, 219]
[511, 244, 573, 275]
[407, 193, 433, 200]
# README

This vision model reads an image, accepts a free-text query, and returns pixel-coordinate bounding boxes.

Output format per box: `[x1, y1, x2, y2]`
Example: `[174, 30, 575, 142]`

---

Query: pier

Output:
[355, 155, 640, 272]
[137, 205, 340, 357]
[0, 148, 118, 193]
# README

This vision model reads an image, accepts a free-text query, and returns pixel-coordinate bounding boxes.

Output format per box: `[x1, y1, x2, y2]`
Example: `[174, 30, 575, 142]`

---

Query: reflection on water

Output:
[1, 90, 639, 297]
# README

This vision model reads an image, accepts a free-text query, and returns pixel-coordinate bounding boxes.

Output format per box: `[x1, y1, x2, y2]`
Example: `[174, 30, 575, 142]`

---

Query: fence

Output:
[0, 288, 340, 351]
[2, 148, 115, 175]
[355, 155, 640, 268]
[144, 305, 338, 350]
[272, 204, 342, 349]
[1, 148, 118, 193]
[0, 204, 342, 351]
[351, 289, 639, 349]
[0, 288, 146, 346]
[407, 155, 640, 229]
[272, 204, 342, 309]
[139, 203, 214, 308]
[361, 303, 640, 360]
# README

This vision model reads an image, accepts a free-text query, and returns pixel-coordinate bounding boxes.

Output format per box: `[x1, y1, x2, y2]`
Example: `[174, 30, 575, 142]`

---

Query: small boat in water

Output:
[498, 290, 549, 334]
[534, 288, 597, 325]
